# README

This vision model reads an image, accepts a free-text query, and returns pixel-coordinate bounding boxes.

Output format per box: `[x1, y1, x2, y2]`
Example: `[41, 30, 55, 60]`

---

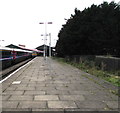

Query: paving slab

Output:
[2, 101, 19, 108]
[48, 101, 77, 109]
[32, 109, 64, 113]
[9, 95, 33, 101]
[75, 101, 107, 109]
[46, 90, 69, 95]
[18, 101, 47, 109]
[59, 95, 85, 101]
[16, 86, 36, 91]
[24, 90, 45, 95]
[104, 101, 119, 109]
[34, 95, 59, 101]
[1, 57, 119, 112]
[2, 95, 11, 101]
[3, 90, 24, 95]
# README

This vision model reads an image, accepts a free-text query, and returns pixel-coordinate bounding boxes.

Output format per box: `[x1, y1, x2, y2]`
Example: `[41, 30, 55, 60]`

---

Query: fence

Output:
[65, 55, 120, 72]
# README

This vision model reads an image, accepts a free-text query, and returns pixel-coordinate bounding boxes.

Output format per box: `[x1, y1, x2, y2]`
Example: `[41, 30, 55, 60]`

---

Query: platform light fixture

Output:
[39, 22, 52, 59]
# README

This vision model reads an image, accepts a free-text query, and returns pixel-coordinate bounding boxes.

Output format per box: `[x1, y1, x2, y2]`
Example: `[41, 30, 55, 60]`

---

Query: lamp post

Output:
[49, 33, 51, 57]
[39, 22, 52, 59]
[41, 34, 48, 59]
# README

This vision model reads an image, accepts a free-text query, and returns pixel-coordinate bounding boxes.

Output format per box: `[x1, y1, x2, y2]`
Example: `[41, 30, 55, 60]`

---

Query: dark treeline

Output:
[55, 1, 120, 57]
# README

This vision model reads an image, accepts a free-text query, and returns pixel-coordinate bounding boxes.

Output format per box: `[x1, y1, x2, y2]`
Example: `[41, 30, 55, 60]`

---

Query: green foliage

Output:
[105, 76, 120, 86]
[56, 1, 120, 57]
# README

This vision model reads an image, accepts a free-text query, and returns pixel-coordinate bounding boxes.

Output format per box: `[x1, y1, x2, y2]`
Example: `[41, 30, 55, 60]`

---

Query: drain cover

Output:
[12, 81, 21, 84]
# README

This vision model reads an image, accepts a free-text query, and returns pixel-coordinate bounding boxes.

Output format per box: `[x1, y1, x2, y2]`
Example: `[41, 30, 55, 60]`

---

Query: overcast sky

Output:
[0, 0, 119, 49]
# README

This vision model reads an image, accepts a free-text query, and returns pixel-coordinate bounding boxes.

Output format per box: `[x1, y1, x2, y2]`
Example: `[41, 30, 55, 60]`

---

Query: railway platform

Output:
[1, 57, 119, 112]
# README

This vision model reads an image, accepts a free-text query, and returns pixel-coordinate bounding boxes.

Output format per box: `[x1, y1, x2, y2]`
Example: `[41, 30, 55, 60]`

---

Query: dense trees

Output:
[55, 2, 120, 57]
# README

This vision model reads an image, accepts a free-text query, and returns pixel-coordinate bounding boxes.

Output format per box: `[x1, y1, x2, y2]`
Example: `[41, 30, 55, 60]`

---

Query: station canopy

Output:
[6, 44, 43, 53]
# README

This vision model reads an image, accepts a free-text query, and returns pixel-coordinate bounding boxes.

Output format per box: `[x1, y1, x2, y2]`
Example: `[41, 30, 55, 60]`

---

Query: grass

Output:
[52, 57, 120, 87]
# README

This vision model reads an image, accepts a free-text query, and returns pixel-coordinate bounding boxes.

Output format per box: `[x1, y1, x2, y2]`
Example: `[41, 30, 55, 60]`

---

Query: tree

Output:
[56, 1, 120, 57]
